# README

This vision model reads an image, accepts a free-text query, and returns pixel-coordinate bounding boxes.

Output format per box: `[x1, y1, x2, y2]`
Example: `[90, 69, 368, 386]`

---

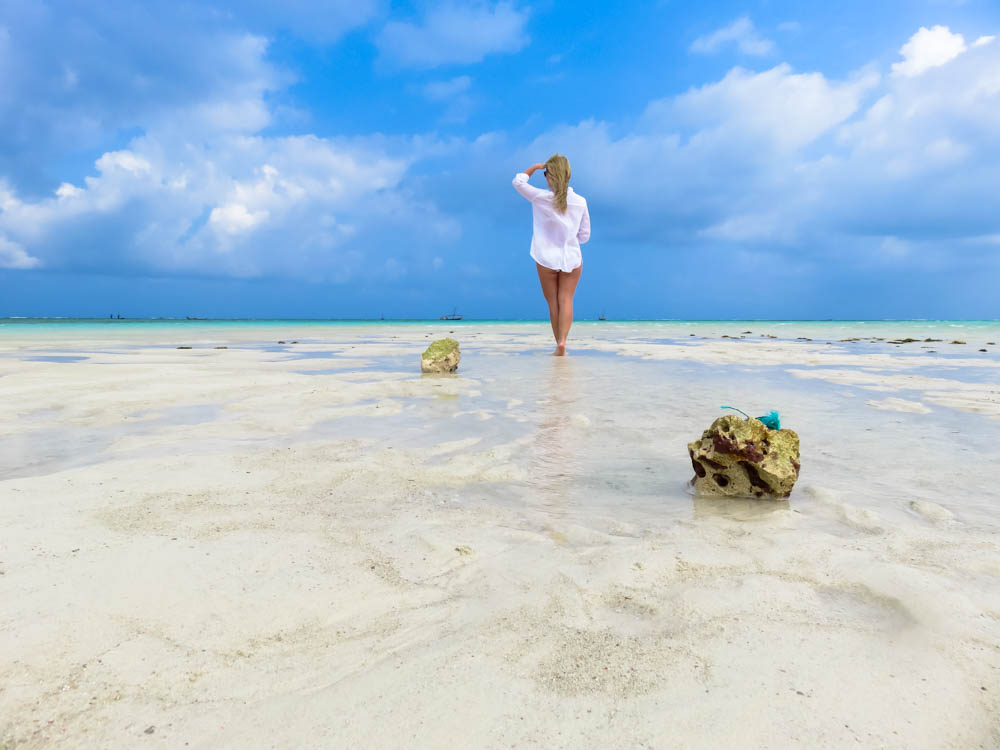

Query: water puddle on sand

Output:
[22, 355, 90, 363]
[2, 403, 220, 481]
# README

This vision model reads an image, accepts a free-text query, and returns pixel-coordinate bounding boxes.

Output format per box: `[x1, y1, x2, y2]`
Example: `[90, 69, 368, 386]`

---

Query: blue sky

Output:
[1, 0, 998, 319]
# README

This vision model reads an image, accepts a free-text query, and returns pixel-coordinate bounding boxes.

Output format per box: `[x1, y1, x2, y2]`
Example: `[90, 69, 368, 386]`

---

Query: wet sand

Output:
[1, 322, 999, 748]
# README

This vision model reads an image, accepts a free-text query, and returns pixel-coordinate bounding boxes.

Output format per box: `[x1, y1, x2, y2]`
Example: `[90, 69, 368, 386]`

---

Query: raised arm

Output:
[577, 200, 591, 244]
[512, 162, 548, 201]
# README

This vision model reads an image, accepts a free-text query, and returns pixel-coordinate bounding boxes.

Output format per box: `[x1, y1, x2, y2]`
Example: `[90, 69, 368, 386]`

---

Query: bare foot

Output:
[554, 343, 566, 356]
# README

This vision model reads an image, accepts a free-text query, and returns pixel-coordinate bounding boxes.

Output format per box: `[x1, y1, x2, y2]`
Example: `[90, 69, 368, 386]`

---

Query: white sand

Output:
[865, 397, 933, 414]
[2, 323, 999, 749]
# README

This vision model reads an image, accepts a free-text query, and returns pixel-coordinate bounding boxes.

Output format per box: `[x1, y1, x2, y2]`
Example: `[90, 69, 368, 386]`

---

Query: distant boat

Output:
[598, 310, 607, 321]
[440, 308, 463, 321]
[186, 316, 207, 320]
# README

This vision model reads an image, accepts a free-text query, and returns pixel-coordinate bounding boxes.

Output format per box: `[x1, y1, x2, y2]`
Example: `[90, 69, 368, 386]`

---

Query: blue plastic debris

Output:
[757, 410, 781, 430]
[720, 405, 781, 430]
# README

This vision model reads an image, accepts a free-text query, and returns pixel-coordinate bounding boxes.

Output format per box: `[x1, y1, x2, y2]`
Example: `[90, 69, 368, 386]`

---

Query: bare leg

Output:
[536, 264, 561, 350]
[555, 265, 582, 354]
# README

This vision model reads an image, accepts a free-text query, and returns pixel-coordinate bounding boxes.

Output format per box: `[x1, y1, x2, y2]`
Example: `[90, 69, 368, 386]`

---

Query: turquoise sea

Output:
[3, 317, 999, 343]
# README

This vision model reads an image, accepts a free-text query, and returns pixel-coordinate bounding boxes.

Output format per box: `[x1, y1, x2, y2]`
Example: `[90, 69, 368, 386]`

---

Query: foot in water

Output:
[554, 342, 566, 356]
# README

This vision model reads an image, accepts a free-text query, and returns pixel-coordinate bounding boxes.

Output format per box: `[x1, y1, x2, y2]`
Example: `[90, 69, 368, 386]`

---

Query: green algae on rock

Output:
[421, 337, 461, 374]
[688, 414, 800, 499]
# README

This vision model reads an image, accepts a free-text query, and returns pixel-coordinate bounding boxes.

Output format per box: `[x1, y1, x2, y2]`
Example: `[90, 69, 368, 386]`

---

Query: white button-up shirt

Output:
[512, 172, 591, 272]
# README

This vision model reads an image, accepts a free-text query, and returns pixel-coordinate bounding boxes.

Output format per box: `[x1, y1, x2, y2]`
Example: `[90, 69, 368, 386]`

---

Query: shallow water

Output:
[5, 323, 995, 528]
[7, 321, 1000, 525]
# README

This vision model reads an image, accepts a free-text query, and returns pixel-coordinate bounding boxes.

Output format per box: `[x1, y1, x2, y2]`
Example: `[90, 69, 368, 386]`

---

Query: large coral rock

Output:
[421, 338, 460, 373]
[688, 414, 800, 498]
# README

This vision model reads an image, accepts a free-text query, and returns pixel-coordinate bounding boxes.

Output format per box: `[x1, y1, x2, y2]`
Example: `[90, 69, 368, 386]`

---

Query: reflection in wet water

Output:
[530, 358, 579, 511]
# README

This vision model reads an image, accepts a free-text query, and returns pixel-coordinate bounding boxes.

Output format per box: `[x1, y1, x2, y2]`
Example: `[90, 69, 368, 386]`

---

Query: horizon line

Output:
[3, 317, 999, 324]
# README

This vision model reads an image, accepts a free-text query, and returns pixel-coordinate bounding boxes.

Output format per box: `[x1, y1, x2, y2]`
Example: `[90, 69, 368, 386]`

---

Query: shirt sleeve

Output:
[513, 172, 546, 202]
[577, 200, 591, 244]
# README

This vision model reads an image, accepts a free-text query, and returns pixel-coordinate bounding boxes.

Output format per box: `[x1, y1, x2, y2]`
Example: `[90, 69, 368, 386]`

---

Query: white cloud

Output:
[96, 151, 153, 175]
[209, 203, 270, 235]
[423, 76, 472, 100]
[0, 236, 41, 269]
[376, 2, 529, 68]
[0, 1, 467, 281]
[3, 17, 999, 298]
[973, 35, 996, 48]
[55, 183, 82, 199]
[500, 25, 1000, 273]
[0, 4, 291, 192]
[690, 17, 774, 57]
[654, 64, 878, 152]
[892, 25, 967, 77]
[0, 131, 455, 279]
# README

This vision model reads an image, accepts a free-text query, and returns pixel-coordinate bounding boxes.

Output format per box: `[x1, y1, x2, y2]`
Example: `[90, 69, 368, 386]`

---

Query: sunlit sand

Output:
[2, 320, 998, 748]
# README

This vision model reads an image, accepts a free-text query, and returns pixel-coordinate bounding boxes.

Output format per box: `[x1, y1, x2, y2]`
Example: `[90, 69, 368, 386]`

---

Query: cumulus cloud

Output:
[0, 127, 457, 279]
[0, 235, 41, 269]
[210, 202, 270, 236]
[2, 11, 998, 313]
[892, 25, 967, 77]
[663, 63, 878, 152]
[690, 17, 774, 56]
[96, 151, 154, 175]
[502, 25, 1000, 275]
[0, 1, 293, 194]
[0, 1, 462, 282]
[376, 2, 529, 68]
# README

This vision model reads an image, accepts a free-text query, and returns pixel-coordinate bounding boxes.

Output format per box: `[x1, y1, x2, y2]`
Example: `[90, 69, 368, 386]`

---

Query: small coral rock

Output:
[688, 414, 800, 498]
[421, 338, 460, 373]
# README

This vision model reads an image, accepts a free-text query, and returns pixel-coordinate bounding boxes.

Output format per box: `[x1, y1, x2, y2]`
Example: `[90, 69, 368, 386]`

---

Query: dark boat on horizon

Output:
[440, 308, 463, 321]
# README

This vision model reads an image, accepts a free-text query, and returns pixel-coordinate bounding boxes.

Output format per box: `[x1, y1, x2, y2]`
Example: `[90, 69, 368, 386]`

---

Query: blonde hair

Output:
[545, 154, 571, 214]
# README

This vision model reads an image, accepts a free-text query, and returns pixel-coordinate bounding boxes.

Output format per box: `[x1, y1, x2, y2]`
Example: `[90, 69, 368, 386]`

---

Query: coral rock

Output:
[421, 338, 460, 373]
[688, 414, 800, 499]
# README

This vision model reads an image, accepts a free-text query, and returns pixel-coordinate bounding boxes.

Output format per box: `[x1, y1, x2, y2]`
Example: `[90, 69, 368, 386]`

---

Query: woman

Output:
[513, 154, 590, 356]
